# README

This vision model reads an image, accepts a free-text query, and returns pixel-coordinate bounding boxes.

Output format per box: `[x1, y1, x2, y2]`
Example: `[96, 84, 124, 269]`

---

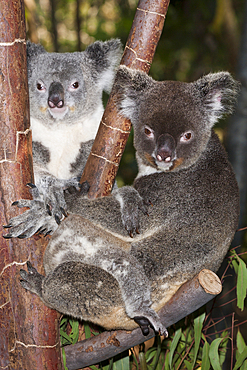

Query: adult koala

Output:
[4, 39, 122, 238]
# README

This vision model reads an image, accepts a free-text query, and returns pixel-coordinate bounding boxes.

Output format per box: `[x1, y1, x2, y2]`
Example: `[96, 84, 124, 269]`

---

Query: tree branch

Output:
[64, 270, 222, 370]
[80, 0, 170, 198]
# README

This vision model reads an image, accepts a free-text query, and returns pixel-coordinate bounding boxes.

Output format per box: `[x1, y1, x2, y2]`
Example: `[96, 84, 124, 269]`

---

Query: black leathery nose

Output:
[156, 133, 176, 162]
[48, 81, 64, 108]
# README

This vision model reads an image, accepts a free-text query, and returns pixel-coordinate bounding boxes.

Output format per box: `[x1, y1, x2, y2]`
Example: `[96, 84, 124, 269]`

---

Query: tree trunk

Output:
[0, 1, 62, 368]
[80, 0, 170, 198]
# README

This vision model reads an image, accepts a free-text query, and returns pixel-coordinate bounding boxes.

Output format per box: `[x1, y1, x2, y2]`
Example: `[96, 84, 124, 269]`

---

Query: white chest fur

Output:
[31, 106, 103, 179]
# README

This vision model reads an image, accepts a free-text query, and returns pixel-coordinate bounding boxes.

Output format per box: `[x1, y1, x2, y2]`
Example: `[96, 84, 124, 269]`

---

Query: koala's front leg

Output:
[114, 186, 149, 237]
[3, 184, 59, 238]
[65, 185, 149, 237]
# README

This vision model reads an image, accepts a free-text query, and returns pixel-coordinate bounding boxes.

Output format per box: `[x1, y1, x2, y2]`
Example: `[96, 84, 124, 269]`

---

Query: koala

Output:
[20, 66, 240, 336]
[3, 39, 122, 238]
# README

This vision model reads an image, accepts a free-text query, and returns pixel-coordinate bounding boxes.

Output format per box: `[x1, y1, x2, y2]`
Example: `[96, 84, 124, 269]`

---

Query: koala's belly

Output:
[44, 214, 131, 274]
[30, 114, 101, 179]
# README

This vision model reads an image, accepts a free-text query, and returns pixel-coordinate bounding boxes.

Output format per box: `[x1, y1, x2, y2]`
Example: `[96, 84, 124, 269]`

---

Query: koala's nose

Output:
[156, 134, 176, 163]
[48, 81, 64, 108]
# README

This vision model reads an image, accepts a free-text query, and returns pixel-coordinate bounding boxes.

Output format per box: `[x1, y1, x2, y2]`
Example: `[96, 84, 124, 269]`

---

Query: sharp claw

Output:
[128, 230, 133, 238]
[12, 201, 19, 206]
[60, 207, 68, 217]
[37, 227, 47, 235]
[162, 329, 169, 338]
[136, 228, 140, 234]
[55, 215, 61, 225]
[44, 230, 52, 237]
[18, 234, 27, 239]
[3, 234, 12, 239]
[46, 204, 52, 216]
[26, 183, 36, 189]
[3, 224, 12, 228]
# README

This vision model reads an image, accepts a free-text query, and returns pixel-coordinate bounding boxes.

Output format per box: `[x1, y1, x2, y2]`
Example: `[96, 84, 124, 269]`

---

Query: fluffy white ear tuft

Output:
[194, 72, 240, 127]
[114, 66, 154, 121]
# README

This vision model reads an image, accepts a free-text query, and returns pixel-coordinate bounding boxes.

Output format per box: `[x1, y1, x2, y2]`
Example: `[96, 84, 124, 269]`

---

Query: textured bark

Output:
[80, 0, 170, 198]
[0, 1, 62, 368]
[64, 270, 222, 370]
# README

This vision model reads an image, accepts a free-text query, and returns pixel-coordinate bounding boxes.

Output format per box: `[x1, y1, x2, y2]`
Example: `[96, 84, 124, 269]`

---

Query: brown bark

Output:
[0, 1, 62, 368]
[64, 270, 222, 370]
[80, 0, 170, 198]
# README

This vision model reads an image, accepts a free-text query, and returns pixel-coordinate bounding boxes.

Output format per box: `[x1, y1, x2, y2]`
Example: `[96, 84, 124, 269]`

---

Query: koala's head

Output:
[26, 40, 122, 125]
[116, 66, 240, 172]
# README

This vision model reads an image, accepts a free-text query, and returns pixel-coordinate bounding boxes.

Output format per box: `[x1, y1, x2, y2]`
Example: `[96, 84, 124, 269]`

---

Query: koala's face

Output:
[28, 54, 88, 124]
[27, 40, 122, 125]
[134, 82, 212, 172]
[117, 66, 239, 173]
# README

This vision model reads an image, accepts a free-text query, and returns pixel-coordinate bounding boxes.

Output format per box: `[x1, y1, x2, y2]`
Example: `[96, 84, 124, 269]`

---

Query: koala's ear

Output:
[193, 72, 240, 127]
[85, 39, 122, 93]
[26, 41, 47, 59]
[26, 41, 47, 78]
[114, 66, 154, 121]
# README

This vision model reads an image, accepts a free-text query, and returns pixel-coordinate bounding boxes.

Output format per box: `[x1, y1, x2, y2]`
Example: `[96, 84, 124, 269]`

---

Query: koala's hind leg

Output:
[20, 261, 125, 327]
[93, 249, 168, 336]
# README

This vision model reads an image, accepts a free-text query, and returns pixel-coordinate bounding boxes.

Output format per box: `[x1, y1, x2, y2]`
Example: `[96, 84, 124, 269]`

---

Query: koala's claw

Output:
[3, 234, 12, 239]
[134, 316, 151, 336]
[134, 315, 168, 337]
[20, 261, 44, 296]
[26, 183, 36, 189]
[55, 214, 61, 225]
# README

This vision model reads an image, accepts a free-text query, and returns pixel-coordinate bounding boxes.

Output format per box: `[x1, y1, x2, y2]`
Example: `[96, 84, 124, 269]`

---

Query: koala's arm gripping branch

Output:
[80, 0, 170, 198]
[64, 269, 222, 370]
[0, 1, 62, 368]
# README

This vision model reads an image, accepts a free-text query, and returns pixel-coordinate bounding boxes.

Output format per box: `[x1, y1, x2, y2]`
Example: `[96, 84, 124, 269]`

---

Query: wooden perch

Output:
[80, 0, 170, 198]
[64, 269, 222, 370]
[0, 1, 62, 368]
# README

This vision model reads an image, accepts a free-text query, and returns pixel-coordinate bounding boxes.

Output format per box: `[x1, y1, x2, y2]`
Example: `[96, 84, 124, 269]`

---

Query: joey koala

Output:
[3, 39, 122, 238]
[20, 66, 240, 336]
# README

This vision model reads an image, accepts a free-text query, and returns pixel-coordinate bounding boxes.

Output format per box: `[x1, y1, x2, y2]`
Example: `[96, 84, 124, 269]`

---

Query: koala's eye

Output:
[71, 82, 79, 89]
[36, 82, 45, 91]
[144, 126, 154, 139]
[180, 131, 193, 143]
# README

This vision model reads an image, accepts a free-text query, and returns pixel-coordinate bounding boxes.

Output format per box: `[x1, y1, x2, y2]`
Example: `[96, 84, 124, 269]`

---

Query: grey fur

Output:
[20, 67, 240, 336]
[4, 40, 122, 238]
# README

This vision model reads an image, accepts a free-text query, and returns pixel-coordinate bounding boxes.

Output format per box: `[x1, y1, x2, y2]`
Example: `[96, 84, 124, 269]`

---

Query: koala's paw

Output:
[115, 186, 149, 237]
[133, 310, 168, 338]
[20, 261, 44, 297]
[3, 185, 59, 239]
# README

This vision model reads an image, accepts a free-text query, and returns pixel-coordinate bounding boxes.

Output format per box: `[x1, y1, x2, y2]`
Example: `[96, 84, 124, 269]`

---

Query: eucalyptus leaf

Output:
[209, 338, 223, 370]
[169, 328, 182, 368]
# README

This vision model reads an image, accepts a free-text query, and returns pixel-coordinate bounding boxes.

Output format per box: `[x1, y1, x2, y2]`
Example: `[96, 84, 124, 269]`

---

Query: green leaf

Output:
[60, 330, 73, 344]
[209, 338, 223, 370]
[201, 339, 210, 370]
[84, 321, 92, 339]
[169, 328, 182, 368]
[237, 330, 247, 358]
[233, 347, 247, 370]
[236, 257, 247, 311]
[62, 348, 69, 370]
[139, 351, 148, 370]
[192, 313, 205, 367]
[69, 318, 79, 344]
[184, 359, 193, 370]
[113, 353, 130, 370]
